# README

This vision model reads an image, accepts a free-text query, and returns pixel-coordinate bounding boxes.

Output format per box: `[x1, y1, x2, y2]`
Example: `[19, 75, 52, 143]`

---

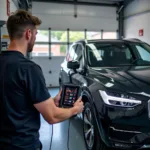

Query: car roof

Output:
[75, 38, 145, 44]
[88, 39, 144, 43]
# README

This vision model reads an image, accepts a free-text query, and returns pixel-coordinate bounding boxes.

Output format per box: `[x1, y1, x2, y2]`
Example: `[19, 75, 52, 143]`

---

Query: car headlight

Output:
[99, 90, 141, 107]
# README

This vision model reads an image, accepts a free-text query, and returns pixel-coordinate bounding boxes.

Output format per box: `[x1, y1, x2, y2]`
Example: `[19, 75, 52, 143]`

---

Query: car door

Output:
[59, 44, 78, 85]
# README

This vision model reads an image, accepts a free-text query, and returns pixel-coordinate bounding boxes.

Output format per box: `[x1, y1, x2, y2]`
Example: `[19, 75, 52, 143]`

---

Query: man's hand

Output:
[73, 97, 84, 115]
[53, 89, 62, 107]
[34, 93, 84, 124]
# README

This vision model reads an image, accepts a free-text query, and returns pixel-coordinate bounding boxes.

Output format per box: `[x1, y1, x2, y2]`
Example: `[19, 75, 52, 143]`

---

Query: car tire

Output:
[83, 102, 109, 150]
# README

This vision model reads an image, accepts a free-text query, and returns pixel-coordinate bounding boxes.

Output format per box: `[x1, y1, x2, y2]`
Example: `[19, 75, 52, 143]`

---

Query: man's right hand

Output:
[34, 96, 84, 124]
[73, 97, 84, 115]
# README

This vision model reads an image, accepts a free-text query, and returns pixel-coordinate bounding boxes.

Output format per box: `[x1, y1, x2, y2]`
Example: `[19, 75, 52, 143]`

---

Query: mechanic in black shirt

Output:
[0, 10, 84, 150]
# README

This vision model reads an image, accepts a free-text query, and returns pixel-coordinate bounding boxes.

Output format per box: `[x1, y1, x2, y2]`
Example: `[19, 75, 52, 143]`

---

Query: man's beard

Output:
[27, 40, 34, 53]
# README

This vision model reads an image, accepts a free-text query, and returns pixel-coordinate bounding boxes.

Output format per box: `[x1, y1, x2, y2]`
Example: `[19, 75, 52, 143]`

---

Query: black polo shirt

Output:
[0, 51, 50, 150]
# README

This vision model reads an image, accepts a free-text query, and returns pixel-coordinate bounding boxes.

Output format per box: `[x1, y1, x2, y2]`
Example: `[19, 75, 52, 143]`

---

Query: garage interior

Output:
[0, 0, 150, 150]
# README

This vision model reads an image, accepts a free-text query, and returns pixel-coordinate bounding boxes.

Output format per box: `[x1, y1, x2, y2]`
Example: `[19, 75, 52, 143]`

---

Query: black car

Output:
[59, 38, 150, 150]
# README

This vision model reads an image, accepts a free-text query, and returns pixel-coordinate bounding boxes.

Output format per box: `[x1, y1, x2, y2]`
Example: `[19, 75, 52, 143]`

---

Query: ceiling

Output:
[31, 0, 125, 7]
[16, 0, 134, 10]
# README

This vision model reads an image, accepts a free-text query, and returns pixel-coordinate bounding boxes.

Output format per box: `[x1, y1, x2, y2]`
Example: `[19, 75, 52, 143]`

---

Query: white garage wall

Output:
[0, 0, 18, 21]
[32, 2, 118, 31]
[31, 57, 64, 87]
[31, 2, 118, 87]
[124, 0, 150, 44]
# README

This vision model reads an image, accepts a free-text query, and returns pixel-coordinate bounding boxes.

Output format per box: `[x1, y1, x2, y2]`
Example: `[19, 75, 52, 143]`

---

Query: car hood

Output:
[90, 65, 150, 95]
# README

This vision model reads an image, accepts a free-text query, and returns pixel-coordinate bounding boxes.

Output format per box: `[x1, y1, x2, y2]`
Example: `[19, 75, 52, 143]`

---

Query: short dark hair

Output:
[7, 9, 42, 40]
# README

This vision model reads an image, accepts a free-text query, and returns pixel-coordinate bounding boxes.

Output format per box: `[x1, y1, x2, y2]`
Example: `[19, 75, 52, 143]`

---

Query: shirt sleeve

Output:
[25, 64, 51, 104]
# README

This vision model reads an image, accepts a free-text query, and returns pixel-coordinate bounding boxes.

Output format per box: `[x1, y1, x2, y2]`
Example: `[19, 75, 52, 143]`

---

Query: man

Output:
[0, 10, 84, 150]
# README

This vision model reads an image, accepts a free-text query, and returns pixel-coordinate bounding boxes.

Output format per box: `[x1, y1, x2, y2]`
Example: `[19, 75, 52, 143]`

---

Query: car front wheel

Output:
[83, 102, 109, 150]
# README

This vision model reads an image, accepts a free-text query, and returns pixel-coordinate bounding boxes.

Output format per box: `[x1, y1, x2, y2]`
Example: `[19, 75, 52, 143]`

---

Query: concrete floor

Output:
[39, 88, 86, 150]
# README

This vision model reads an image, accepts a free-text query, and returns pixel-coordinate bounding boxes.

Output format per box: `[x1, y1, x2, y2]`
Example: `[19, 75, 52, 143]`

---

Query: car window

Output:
[75, 44, 84, 71]
[86, 43, 133, 67]
[129, 43, 150, 65]
[66, 44, 77, 62]
[136, 45, 150, 61]
[125, 48, 132, 59]
[74, 44, 83, 61]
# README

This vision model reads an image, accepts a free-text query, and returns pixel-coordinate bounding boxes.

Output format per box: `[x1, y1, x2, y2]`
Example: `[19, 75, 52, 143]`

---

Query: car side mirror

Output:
[67, 61, 80, 70]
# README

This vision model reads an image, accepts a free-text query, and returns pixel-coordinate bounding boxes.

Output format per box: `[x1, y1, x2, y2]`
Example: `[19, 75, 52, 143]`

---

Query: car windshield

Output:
[86, 42, 150, 67]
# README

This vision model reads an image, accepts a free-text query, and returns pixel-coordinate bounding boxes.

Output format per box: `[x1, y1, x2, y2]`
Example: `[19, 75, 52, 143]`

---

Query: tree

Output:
[60, 45, 67, 54]
[38, 30, 85, 54]
[51, 31, 65, 40]
[60, 32, 84, 54]
[39, 30, 84, 42]
[39, 31, 65, 41]
[60, 31, 84, 42]
[39, 30, 48, 36]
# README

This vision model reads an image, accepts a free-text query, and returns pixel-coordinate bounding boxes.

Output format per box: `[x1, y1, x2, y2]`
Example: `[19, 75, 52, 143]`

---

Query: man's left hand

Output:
[54, 89, 62, 107]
